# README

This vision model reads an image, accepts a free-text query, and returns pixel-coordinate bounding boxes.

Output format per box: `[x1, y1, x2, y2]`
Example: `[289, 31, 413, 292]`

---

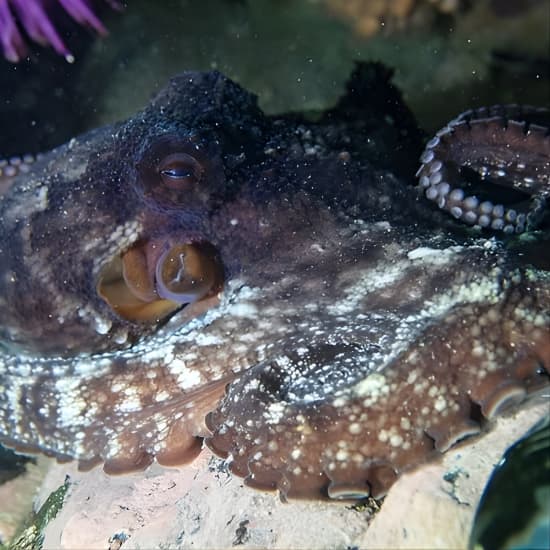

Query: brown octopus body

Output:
[0, 64, 549, 501]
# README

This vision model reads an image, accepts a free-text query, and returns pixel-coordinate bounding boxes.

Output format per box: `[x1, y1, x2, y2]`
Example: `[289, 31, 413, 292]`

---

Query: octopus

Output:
[0, 63, 549, 502]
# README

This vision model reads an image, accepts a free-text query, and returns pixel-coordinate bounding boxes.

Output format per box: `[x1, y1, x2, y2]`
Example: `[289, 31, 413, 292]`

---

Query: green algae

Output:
[5, 477, 69, 550]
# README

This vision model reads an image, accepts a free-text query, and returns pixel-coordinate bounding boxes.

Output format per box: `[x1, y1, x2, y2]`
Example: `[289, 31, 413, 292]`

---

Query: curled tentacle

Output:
[417, 105, 550, 233]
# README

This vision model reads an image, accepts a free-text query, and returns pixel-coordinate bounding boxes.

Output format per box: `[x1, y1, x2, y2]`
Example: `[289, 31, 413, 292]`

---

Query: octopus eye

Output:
[136, 134, 224, 208]
[155, 243, 219, 304]
[158, 153, 203, 188]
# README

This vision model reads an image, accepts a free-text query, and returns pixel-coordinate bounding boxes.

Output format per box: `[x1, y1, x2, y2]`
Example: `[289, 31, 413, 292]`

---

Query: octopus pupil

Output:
[161, 167, 195, 180]
[157, 152, 203, 187]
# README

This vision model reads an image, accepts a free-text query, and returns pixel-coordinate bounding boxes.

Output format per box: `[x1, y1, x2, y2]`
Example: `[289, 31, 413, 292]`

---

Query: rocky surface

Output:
[30, 401, 547, 549]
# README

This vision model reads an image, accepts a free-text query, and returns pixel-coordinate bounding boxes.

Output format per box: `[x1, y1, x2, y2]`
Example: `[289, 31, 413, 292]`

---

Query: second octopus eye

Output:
[158, 152, 204, 188]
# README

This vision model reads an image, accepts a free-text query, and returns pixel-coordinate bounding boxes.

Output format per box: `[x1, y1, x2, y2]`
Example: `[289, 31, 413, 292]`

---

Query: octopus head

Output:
[0, 71, 266, 355]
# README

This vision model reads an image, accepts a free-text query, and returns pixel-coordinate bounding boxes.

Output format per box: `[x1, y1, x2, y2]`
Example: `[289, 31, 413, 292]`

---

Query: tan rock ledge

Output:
[31, 400, 547, 550]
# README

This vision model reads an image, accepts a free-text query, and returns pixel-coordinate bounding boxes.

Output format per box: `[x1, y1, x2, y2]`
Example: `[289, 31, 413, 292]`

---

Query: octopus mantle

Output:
[0, 64, 549, 501]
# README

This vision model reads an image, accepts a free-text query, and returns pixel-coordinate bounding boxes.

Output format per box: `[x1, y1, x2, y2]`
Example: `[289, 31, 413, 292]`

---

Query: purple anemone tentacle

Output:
[10, 0, 70, 57]
[0, 0, 120, 62]
[57, 0, 108, 34]
[0, 0, 26, 62]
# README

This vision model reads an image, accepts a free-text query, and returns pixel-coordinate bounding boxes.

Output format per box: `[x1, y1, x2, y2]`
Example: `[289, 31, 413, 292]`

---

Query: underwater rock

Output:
[34, 402, 549, 549]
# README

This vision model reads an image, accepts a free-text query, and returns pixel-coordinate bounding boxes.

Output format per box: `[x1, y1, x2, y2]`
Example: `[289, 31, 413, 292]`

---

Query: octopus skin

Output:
[0, 64, 548, 501]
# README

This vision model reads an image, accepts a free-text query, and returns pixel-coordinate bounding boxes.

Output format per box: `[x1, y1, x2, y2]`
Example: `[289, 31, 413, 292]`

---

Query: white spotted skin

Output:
[206, 224, 550, 499]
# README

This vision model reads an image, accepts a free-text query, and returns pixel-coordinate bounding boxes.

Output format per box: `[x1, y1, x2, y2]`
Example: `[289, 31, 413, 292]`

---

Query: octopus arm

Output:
[0, 344, 237, 474]
[206, 271, 550, 500]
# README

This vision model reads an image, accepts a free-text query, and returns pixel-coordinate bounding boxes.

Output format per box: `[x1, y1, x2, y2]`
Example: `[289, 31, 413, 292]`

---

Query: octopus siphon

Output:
[0, 64, 548, 501]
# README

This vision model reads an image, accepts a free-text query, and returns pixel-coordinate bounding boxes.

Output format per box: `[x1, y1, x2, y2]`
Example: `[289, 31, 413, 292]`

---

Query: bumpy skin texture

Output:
[0, 65, 548, 500]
